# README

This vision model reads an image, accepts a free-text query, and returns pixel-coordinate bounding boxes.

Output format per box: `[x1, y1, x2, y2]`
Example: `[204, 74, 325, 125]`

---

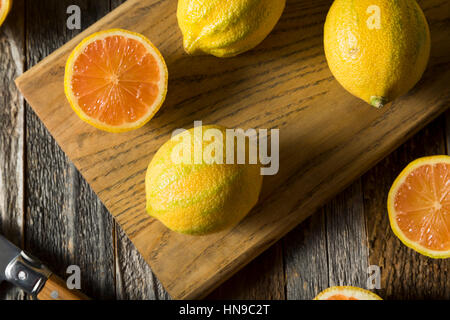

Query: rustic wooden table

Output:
[0, 0, 449, 300]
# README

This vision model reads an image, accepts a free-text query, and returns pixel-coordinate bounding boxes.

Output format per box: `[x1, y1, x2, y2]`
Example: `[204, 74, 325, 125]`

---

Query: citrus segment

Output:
[64, 29, 168, 132]
[314, 286, 382, 300]
[0, 0, 11, 27]
[388, 156, 450, 258]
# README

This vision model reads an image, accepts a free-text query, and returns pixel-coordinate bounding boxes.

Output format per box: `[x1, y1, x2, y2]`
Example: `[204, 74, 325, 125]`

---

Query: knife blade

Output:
[0, 234, 21, 283]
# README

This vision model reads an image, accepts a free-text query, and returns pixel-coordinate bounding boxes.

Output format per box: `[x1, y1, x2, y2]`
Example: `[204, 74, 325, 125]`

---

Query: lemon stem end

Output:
[370, 96, 387, 109]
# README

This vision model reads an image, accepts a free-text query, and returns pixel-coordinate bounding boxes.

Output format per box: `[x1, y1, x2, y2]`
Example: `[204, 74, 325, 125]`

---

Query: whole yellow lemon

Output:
[177, 0, 286, 58]
[324, 0, 431, 108]
[145, 125, 263, 235]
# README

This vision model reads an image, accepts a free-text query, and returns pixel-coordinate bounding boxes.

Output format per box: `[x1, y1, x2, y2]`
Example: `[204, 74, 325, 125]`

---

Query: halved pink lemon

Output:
[314, 286, 382, 300]
[64, 29, 168, 133]
[388, 155, 450, 259]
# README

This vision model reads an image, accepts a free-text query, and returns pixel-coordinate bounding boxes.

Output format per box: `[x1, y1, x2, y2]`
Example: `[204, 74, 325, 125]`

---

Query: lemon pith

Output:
[145, 125, 263, 235]
[64, 29, 168, 133]
[387, 156, 450, 259]
[177, 0, 286, 58]
[324, 0, 431, 108]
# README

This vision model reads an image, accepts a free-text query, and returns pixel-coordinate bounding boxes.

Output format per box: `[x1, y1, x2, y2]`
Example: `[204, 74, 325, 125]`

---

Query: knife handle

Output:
[37, 274, 89, 300]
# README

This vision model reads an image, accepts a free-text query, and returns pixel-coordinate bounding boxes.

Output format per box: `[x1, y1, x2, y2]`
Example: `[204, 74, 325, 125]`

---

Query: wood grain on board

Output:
[14, 0, 450, 299]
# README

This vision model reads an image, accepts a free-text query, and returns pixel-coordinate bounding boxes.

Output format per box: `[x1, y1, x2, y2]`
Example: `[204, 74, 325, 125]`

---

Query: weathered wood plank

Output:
[74, 176, 115, 299]
[0, 0, 25, 301]
[115, 224, 170, 300]
[364, 117, 450, 300]
[208, 243, 285, 300]
[284, 180, 369, 300]
[24, 0, 115, 300]
[325, 180, 369, 288]
[283, 213, 328, 300]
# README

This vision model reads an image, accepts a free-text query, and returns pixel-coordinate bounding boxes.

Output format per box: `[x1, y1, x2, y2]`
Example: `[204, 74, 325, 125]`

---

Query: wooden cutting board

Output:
[15, 0, 450, 299]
